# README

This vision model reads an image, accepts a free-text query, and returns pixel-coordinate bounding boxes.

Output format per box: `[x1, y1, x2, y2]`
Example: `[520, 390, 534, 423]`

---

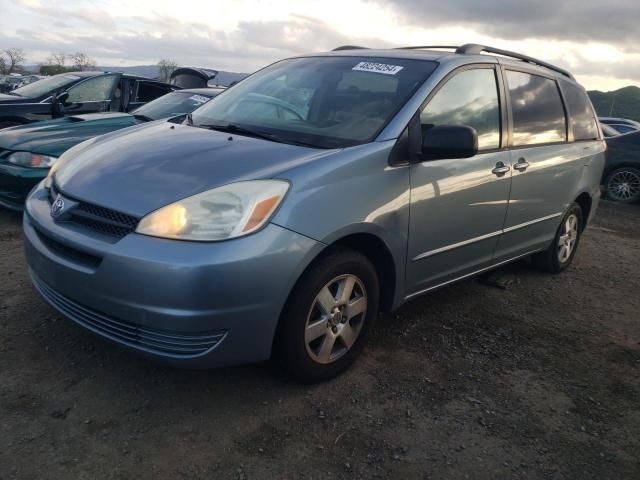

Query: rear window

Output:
[506, 70, 566, 146]
[559, 80, 599, 141]
[137, 82, 173, 102]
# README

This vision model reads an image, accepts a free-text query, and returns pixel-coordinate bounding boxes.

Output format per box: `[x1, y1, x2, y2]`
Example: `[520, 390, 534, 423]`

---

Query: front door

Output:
[406, 65, 512, 297]
[63, 74, 121, 115]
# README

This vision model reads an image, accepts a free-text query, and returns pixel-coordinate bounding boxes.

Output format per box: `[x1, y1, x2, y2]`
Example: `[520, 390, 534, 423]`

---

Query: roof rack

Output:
[396, 43, 574, 79]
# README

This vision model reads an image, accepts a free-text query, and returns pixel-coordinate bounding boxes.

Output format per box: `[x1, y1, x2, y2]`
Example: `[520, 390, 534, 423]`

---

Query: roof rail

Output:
[395, 46, 458, 51]
[455, 44, 574, 79]
[332, 45, 368, 51]
[395, 43, 574, 80]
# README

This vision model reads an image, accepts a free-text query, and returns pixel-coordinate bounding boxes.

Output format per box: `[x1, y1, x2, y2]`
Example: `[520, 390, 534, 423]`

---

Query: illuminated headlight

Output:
[136, 180, 290, 241]
[7, 151, 58, 168]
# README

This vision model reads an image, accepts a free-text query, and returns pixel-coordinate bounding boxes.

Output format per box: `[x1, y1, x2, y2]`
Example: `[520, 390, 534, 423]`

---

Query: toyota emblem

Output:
[51, 195, 65, 218]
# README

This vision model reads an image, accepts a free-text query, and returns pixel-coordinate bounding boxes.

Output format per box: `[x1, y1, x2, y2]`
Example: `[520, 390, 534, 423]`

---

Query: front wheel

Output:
[533, 203, 583, 273]
[605, 167, 640, 203]
[275, 248, 379, 382]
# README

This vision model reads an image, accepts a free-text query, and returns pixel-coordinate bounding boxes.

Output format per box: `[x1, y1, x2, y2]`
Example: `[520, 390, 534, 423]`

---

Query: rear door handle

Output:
[492, 161, 511, 176]
[513, 158, 530, 171]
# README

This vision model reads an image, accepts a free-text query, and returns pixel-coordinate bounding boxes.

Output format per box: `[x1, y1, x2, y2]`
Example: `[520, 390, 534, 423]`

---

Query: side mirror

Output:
[421, 125, 478, 160]
[51, 91, 70, 117]
[56, 91, 70, 106]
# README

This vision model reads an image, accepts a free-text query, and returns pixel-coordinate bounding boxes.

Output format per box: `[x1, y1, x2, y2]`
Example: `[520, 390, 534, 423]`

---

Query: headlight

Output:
[136, 180, 290, 241]
[7, 151, 58, 168]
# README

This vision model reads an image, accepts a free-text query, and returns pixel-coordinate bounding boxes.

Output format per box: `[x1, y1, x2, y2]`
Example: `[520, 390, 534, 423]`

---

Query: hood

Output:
[0, 113, 136, 157]
[55, 122, 338, 217]
[0, 93, 30, 103]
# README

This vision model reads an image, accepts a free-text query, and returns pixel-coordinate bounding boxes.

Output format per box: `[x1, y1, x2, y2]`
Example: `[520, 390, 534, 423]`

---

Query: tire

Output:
[533, 203, 583, 274]
[605, 167, 640, 203]
[274, 248, 379, 383]
[0, 121, 20, 130]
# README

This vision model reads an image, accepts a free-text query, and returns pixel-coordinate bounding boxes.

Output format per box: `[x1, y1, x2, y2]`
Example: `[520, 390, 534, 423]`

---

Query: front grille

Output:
[48, 184, 139, 239]
[31, 273, 227, 357]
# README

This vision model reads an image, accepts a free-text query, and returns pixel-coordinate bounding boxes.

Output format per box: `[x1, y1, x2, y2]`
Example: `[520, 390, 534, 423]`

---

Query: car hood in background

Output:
[0, 113, 136, 157]
[55, 122, 338, 218]
[0, 93, 32, 103]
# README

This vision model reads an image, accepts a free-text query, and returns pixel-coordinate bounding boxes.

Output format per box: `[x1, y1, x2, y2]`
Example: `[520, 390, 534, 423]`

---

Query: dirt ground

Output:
[1, 201, 639, 480]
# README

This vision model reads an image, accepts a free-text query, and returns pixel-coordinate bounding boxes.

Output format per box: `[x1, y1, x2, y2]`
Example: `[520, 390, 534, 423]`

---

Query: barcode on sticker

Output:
[352, 62, 404, 75]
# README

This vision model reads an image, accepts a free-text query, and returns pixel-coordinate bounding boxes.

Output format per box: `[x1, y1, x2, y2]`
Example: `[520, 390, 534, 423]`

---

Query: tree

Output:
[157, 59, 178, 82]
[70, 52, 96, 71]
[40, 53, 71, 75]
[0, 48, 26, 74]
[47, 53, 67, 68]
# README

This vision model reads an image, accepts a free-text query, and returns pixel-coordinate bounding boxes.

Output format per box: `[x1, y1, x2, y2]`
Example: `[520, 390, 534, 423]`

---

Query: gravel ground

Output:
[1, 201, 639, 479]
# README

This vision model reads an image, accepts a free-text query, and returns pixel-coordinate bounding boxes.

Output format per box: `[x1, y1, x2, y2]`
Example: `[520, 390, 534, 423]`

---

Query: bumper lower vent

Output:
[31, 273, 227, 357]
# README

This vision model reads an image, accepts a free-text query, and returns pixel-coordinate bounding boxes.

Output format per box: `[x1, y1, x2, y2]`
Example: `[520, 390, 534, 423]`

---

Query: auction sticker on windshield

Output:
[189, 95, 211, 104]
[352, 62, 404, 75]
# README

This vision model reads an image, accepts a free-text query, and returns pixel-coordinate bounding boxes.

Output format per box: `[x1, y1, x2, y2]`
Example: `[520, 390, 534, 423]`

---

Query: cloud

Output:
[372, 0, 640, 52]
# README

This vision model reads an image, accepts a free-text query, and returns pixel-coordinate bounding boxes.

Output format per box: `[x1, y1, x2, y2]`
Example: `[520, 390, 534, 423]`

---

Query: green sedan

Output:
[0, 88, 222, 209]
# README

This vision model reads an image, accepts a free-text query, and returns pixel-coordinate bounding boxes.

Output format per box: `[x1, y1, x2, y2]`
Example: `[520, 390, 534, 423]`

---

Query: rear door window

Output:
[137, 82, 174, 102]
[506, 71, 566, 146]
[420, 68, 501, 150]
[559, 79, 599, 141]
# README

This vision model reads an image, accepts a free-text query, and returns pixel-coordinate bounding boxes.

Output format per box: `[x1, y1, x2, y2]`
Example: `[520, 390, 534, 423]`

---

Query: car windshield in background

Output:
[133, 91, 213, 120]
[190, 56, 437, 148]
[11, 73, 83, 98]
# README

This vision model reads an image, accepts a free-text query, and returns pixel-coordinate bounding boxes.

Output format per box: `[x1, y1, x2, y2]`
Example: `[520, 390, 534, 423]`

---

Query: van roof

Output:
[320, 44, 575, 83]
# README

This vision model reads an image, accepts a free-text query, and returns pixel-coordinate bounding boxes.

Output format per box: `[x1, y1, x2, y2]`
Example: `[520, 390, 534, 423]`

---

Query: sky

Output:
[1, 0, 639, 91]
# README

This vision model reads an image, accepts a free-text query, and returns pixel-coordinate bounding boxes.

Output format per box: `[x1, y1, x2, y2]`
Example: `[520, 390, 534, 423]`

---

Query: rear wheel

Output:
[275, 248, 379, 382]
[533, 203, 583, 273]
[605, 167, 640, 203]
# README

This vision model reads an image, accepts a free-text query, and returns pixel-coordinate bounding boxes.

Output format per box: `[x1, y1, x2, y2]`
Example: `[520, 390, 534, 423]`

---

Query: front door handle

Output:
[513, 158, 530, 171]
[492, 161, 511, 176]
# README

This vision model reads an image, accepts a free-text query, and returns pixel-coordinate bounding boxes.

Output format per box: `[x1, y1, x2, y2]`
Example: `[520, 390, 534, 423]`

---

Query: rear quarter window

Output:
[506, 70, 567, 146]
[559, 79, 599, 141]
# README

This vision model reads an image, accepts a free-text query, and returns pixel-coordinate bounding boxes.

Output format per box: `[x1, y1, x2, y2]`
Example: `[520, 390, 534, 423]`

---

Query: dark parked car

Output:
[599, 117, 640, 135]
[0, 88, 223, 209]
[0, 71, 178, 129]
[0, 75, 24, 94]
[603, 130, 640, 203]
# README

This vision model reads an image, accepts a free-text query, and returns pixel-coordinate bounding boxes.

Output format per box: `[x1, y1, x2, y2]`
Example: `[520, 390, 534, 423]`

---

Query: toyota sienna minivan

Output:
[23, 44, 606, 381]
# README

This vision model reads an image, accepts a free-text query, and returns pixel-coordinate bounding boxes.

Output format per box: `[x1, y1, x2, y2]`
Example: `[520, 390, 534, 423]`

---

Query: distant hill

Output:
[24, 64, 249, 87]
[588, 86, 640, 121]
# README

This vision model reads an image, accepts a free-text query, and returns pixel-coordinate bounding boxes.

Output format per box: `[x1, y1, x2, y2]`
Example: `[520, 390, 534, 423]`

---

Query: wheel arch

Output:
[574, 192, 592, 231]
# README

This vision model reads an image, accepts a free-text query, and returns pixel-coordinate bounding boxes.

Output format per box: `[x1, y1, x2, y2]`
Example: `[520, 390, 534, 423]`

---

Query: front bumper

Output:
[23, 184, 324, 367]
[0, 162, 47, 210]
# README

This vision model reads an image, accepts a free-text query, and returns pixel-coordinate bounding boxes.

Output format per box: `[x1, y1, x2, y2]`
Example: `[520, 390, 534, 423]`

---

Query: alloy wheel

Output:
[304, 274, 367, 364]
[557, 213, 579, 263]
[607, 169, 640, 202]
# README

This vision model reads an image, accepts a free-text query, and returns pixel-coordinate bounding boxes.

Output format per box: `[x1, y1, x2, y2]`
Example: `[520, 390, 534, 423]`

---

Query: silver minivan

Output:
[24, 44, 605, 381]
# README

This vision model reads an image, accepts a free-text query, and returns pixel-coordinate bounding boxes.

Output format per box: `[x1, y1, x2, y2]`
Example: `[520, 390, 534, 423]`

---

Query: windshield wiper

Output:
[133, 114, 154, 122]
[198, 123, 320, 148]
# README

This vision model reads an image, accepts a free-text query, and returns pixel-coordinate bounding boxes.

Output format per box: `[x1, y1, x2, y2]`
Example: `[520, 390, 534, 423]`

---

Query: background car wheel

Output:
[533, 203, 583, 274]
[0, 121, 21, 130]
[275, 248, 379, 383]
[605, 167, 640, 203]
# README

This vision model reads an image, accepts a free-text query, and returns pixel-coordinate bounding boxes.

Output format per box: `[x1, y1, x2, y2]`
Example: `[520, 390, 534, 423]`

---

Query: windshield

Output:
[12, 74, 82, 98]
[133, 91, 215, 120]
[191, 56, 437, 148]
